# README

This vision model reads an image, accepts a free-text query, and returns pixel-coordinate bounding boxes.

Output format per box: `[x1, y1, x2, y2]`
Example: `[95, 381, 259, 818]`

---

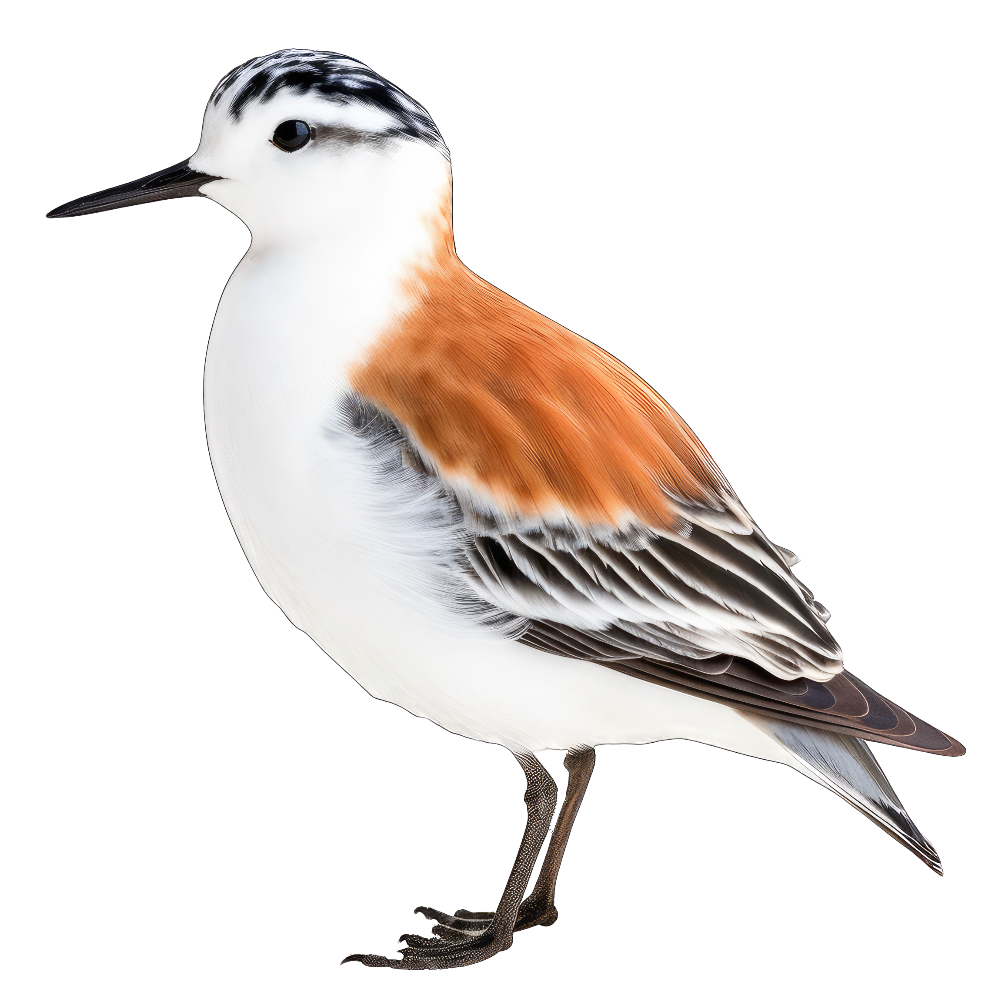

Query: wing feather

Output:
[467, 518, 841, 681]
[341, 382, 964, 758]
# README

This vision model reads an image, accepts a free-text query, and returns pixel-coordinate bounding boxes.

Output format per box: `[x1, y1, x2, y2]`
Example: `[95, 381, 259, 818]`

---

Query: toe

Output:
[344, 904, 514, 970]
[341, 953, 398, 968]
[415, 905, 494, 932]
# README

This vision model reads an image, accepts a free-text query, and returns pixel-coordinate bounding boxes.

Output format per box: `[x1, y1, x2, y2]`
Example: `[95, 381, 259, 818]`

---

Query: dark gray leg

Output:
[515, 746, 596, 930]
[412, 747, 596, 938]
[342, 752, 558, 970]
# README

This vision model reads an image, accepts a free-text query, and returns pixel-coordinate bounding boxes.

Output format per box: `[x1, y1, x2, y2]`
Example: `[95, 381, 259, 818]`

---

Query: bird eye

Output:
[271, 120, 313, 152]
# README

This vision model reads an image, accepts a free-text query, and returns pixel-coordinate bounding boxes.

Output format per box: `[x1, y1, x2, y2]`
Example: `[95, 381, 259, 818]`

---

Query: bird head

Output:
[47, 49, 453, 246]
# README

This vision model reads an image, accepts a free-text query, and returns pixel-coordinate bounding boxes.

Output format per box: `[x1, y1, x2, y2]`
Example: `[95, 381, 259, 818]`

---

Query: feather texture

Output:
[341, 395, 963, 757]
[340, 206, 963, 756]
[750, 717, 943, 871]
[348, 210, 748, 537]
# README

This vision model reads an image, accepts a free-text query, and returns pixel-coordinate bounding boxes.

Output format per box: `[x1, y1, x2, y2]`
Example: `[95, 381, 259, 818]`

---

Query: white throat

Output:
[202, 133, 452, 382]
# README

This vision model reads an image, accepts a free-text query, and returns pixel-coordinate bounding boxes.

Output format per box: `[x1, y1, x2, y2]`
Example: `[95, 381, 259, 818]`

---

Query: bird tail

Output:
[748, 716, 942, 874]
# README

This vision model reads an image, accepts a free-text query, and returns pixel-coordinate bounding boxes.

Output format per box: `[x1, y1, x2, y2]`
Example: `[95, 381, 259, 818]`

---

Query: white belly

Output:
[203, 252, 791, 764]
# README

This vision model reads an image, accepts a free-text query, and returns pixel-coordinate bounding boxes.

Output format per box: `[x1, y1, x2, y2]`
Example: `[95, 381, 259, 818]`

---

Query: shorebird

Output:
[48, 49, 965, 971]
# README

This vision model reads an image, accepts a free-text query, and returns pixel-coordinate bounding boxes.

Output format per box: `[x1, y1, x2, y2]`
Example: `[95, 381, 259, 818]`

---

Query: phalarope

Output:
[48, 48, 964, 970]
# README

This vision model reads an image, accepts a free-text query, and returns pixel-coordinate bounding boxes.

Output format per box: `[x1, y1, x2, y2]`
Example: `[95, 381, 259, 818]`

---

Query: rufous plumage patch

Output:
[348, 200, 738, 532]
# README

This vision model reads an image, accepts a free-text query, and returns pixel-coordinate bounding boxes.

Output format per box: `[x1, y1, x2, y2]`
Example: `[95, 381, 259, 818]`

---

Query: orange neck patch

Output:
[348, 197, 733, 531]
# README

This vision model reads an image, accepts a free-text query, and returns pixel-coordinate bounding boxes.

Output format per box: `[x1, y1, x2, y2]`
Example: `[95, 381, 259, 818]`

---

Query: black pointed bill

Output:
[47, 160, 221, 219]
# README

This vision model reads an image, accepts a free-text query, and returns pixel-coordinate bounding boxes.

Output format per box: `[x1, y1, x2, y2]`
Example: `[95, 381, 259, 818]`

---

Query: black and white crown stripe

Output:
[210, 49, 449, 156]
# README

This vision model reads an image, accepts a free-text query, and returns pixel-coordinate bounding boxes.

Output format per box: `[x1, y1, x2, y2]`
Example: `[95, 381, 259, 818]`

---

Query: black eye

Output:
[271, 120, 312, 152]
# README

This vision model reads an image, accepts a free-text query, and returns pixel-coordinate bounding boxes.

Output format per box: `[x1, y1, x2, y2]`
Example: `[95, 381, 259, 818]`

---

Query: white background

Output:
[3, 2, 997, 997]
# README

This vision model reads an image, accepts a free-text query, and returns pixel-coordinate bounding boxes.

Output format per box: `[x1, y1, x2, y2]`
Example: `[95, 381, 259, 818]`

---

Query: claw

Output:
[399, 933, 437, 947]
[341, 953, 397, 968]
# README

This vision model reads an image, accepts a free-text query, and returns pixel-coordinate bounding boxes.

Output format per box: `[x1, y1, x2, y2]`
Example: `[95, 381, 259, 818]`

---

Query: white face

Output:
[188, 93, 452, 247]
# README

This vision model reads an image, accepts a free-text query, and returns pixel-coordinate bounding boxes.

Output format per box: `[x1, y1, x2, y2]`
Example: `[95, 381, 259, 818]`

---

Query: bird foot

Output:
[342, 906, 512, 970]
[342, 894, 561, 970]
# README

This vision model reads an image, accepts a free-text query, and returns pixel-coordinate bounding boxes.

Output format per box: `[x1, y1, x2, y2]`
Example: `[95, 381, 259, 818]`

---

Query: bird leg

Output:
[515, 746, 596, 930]
[342, 752, 558, 970]
[404, 747, 596, 938]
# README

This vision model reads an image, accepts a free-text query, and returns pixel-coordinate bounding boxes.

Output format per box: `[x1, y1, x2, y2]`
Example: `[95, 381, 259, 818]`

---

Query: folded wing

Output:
[345, 256, 963, 757]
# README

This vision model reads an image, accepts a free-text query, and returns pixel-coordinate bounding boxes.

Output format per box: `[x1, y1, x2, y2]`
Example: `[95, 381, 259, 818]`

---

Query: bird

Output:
[48, 48, 965, 971]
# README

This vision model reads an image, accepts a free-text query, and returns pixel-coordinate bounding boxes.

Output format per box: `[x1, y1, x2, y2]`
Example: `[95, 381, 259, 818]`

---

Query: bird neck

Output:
[212, 168, 460, 382]
[243, 141, 455, 260]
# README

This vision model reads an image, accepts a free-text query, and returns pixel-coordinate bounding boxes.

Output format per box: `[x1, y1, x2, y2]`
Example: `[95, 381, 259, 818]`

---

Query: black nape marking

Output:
[211, 49, 448, 155]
